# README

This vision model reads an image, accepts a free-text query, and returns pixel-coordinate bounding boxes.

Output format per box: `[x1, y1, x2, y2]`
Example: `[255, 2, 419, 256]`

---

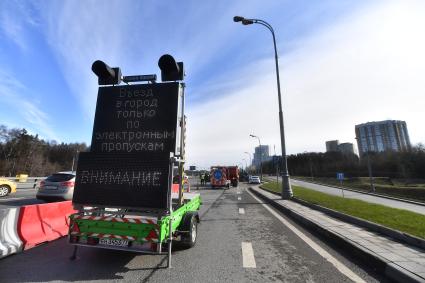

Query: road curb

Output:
[291, 177, 425, 207]
[249, 186, 425, 283]
[290, 197, 425, 250]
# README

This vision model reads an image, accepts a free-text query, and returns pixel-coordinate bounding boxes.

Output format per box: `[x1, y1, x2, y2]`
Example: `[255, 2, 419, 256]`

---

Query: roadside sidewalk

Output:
[250, 186, 425, 283]
[291, 177, 425, 207]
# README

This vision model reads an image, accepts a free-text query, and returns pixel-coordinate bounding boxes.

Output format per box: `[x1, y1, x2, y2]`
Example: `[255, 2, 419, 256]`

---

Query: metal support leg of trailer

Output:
[167, 216, 172, 268]
[70, 245, 78, 260]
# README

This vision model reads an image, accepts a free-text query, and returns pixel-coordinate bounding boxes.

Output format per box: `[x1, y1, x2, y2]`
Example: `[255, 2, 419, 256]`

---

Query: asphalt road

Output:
[0, 187, 43, 208]
[0, 182, 387, 282]
[290, 178, 425, 215]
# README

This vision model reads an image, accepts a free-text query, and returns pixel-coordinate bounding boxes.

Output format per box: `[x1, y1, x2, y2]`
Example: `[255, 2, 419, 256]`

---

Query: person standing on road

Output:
[200, 173, 204, 185]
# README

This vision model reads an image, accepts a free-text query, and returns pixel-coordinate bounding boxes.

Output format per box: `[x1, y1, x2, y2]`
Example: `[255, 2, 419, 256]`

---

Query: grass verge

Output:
[261, 181, 425, 239]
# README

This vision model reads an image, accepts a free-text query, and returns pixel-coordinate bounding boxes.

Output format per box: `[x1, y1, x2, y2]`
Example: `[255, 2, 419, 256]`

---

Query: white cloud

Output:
[36, 1, 270, 120]
[4, 0, 423, 168]
[185, 0, 425, 167]
[0, 0, 39, 51]
[0, 70, 58, 140]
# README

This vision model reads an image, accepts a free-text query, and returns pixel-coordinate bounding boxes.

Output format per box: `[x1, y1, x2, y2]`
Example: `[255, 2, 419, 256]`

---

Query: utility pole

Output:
[250, 134, 262, 181]
[274, 145, 279, 185]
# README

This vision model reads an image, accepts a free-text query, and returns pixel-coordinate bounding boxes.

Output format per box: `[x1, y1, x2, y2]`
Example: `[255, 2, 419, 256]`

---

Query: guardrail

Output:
[3, 177, 46, 182]
[3, 177, 46, 189]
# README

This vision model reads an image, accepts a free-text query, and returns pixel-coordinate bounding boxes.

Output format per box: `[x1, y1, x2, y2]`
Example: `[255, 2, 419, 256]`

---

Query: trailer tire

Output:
[179, 212, 199, 248]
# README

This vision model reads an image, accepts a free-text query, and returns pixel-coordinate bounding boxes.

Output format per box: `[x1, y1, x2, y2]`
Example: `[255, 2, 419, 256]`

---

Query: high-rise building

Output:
[355, 120, 411, 156]
[253, 145, 270, 167]
[338, 142, 355, 155]
[326, 140, 339, 152]
[326, 140, 355, 155]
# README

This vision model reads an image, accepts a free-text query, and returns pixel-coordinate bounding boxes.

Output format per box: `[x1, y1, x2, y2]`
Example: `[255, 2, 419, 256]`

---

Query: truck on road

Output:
[210, 166, 239, 188]
[227, 166, 239, 187]
[210, 166, 230, 188]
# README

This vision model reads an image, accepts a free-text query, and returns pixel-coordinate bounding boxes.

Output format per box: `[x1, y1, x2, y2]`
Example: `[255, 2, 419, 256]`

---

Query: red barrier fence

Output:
[17, 201, 76, 249]
[172, 184, 179, 193]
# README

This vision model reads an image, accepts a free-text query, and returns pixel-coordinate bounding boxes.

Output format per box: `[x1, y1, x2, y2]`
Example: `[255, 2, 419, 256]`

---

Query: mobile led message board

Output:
[68, 56, 199, 269]
[72, 60, 185, 210]
[73, 152, 171, 209]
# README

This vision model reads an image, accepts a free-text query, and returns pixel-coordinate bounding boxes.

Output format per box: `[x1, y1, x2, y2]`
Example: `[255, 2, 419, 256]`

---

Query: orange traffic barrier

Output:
[172, 184, 179, 193]
[17, 201, 76, 249]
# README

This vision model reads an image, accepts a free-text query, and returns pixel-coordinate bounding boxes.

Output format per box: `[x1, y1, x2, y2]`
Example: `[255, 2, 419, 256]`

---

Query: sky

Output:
[0, 0, 424, 169]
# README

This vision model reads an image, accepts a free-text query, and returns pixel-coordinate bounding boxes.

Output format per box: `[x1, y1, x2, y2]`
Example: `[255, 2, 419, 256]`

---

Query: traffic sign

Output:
[214, 170, 222, 180]
[336, 172, 344, 180]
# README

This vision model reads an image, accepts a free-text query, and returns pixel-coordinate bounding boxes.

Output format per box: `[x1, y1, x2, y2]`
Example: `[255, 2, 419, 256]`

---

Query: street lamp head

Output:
[249, 134, 256, 138]
[233, 16, 245, 22]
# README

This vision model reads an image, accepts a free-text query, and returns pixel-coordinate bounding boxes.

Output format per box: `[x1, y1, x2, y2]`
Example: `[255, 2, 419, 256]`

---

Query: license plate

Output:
[44, 186, 57, 190]
[99, 238, 129, 247]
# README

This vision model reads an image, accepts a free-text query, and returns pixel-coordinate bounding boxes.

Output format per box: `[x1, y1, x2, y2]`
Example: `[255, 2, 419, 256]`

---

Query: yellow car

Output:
[0, 178, 17, 197]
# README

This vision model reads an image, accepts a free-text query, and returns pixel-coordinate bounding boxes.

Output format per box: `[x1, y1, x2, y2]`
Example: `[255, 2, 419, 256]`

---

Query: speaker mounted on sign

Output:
[158, 54, 184, 82]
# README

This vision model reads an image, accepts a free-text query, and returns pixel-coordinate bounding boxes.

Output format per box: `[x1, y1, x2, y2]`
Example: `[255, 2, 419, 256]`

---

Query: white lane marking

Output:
[237, 197, 241, 201]
[239, 208, 245, 214]
[247, 190, 366, 283]
[237, 191, 241, 194]
[241, 242, 256, 268]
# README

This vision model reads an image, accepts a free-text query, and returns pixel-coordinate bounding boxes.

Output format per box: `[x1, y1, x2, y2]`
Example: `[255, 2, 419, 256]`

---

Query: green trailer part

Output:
[68, 192, 202, 253]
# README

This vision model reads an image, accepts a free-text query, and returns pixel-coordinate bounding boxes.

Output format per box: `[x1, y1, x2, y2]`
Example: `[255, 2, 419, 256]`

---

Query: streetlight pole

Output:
[234, 16, 293, 198]
[366, 152, 375, 192]
[274, 145, 279, 185]
[356, 136, 375, 192]
[71, 150, 79, 172]
[304, 151, 314, 181]
[244, 152, 252, 173]
[250, 134, 263, 181]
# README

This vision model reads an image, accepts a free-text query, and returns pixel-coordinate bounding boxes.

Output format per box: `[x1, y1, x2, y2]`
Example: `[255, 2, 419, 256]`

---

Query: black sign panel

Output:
[73, 152, 170, 209]
[90, 82, 179, 154]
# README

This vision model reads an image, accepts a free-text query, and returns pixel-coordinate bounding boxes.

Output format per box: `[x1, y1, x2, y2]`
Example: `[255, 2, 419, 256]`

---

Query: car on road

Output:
[249, 176, 261, 184]
[36, 171, 76, 201]
[0, 178, 17, 197]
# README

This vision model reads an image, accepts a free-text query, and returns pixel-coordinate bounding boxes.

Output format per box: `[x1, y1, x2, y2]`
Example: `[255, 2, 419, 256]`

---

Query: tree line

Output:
[0, 125, 88, 177]
[261, 144, 425, 179]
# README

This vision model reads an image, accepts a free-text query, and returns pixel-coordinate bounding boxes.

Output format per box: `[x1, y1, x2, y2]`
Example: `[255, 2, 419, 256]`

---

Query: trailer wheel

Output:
[180, 212, 199, 248]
